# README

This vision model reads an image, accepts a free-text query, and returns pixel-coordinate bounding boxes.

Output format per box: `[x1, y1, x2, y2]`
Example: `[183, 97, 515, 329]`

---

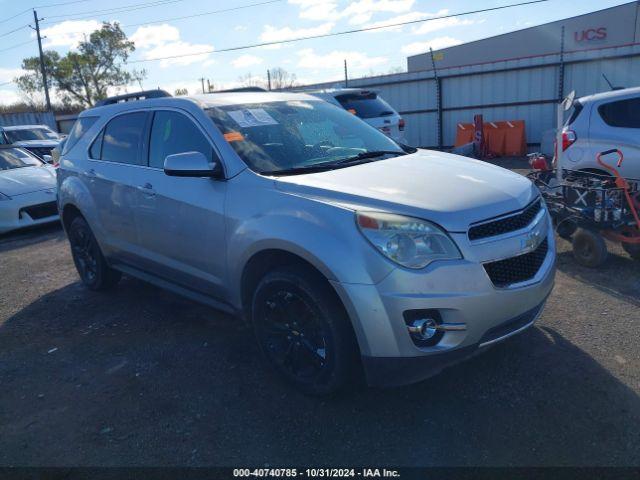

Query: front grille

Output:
[479, 301, 544, 345]
[469, 199, 542, 241]
[20, 201, 58, 220]
[483, 238, 548, 288]
[24, 147, 53, 160]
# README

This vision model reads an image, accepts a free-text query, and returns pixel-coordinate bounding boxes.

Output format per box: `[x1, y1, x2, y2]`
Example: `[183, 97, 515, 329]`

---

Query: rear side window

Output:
[148, 111, 214, 169]
[335, 93, 395, 119]
[63, 116, 97, 154]
[598, 98, 640, 128]
[565, 101, 583, 126]
[92, 112, 148, 165]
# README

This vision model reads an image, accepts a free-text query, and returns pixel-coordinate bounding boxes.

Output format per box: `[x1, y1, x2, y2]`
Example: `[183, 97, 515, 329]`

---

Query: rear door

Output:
[87, 110, 151, 263]
[591, 96, 640, 179]
[134, 108, 228, 299]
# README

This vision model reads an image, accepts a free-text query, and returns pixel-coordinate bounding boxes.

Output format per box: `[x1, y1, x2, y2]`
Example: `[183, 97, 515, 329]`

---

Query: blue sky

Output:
[0, 0, 628, 104]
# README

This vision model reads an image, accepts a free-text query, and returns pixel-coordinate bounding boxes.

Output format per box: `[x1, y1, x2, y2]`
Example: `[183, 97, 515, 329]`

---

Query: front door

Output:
[134, 109, 228, 300]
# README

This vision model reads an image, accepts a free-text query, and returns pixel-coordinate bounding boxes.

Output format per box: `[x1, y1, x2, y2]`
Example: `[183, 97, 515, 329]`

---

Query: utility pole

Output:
[199, 77, 205, 94]
[343, 59, 348, 87]
[429, 47, 443, 150]
[32, 10, 51, 111]
[207, 79, 212, 93]
[267, 69, 272, 91]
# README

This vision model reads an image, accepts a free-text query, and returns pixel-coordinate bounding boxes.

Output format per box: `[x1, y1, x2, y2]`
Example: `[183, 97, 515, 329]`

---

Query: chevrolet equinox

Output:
[57, 90, 555, 395]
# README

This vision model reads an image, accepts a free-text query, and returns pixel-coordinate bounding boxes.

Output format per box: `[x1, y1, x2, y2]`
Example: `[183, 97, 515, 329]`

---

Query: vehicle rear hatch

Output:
[335, 91, 403, 140]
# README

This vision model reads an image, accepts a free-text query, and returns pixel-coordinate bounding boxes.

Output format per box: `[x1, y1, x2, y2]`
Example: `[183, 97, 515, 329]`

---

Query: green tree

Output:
[16, 22, 145, 108]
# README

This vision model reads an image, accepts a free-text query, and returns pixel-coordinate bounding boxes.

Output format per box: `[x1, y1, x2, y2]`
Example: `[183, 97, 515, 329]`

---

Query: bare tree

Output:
[269, 67, 297, 90]
[174, 88, 188, 96]
[237, 72, 267, 89]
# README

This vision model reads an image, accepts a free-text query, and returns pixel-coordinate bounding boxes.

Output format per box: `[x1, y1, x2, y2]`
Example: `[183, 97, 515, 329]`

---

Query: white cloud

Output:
[0, 68, 24, 83]
[401, 36, 462, 56]
[288, 0, 340, 21]
[411, 15, 475, 35]
[232, 54, 263, 68]
[260, 22, 334, 43]
[130, 24, 213, 67]
[130, 24, 180, 48]
[288, 0, 414, 25]
[362, 11, 430, 32]
[39, 20, 102, 48]
[0, 89, 20, 105]
[297, 48, 387, 71]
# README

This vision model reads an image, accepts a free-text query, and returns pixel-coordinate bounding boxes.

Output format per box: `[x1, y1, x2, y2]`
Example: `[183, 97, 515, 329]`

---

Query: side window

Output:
[598, 98, 640, 128]
[100, 112, 148, 165]
[148, 111, 214, 169]
[64, 116, 98, 154]
[89, 130, 104, 159]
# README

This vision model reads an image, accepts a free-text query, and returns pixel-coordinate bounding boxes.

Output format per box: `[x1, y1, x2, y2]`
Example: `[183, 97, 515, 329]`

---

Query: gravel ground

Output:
[1, 171, 639, 466]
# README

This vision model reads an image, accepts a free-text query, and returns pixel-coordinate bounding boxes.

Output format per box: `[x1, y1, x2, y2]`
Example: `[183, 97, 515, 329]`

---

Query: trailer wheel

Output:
[622, 242, 640, 261]
[572, 229, 608, 268]
[555, 218, 577, 240]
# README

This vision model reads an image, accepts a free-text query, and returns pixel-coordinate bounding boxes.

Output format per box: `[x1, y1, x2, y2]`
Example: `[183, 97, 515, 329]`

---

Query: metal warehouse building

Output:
[299, 2, 640, 152]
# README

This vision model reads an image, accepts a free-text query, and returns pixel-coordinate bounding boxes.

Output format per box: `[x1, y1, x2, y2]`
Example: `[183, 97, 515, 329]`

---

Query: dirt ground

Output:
[1, 160, 639, 466]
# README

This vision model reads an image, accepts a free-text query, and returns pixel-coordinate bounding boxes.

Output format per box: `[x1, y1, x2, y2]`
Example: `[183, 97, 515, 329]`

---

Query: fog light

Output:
[408, 318, 438, 340]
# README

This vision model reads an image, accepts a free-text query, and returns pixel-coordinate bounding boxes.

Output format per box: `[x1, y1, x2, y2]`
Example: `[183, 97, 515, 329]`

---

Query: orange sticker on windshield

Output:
[224, 131, 244, 142]
[348, 109, 357, 114]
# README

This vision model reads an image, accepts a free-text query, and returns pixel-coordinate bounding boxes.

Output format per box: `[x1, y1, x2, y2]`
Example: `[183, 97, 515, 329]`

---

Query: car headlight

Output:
[0, 192, 11, 201]
[356, 211, 462, 269]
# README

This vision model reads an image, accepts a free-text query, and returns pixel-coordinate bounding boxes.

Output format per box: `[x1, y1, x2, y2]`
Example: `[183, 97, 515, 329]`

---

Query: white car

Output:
[0, 124, 62, 162]
[308, 88, 406, 144]
[0, 146, 59, 235]
[561, 86, 640, 179]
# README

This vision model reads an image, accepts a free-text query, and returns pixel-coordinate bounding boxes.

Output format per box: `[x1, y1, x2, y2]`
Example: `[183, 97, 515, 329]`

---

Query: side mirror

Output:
[42, 155, 53, 164]
[164, 151, 219, 177]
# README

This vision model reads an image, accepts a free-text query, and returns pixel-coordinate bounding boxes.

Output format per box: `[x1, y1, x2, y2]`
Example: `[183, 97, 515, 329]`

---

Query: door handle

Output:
[138, 182, 156, 197]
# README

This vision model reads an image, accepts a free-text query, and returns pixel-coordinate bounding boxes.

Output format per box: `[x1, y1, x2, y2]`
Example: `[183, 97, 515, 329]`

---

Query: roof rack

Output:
[215, 87, 267, 93]
[94, 89, 172, 107]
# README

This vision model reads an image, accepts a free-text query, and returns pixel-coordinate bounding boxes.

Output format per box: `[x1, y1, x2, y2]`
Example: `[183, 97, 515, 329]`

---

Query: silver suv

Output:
[57, 90, 555, 395]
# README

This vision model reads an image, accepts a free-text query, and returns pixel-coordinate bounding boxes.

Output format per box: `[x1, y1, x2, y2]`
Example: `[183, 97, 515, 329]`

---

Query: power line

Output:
[0, 24, 31, 39]
[0, 39, 36, 53]
[129, 0, 550, 64]
[39, 0, 285, 35]
[121, 0, 284, 29]
[0, 1, 92, 25]
[42, 0, 185, 22]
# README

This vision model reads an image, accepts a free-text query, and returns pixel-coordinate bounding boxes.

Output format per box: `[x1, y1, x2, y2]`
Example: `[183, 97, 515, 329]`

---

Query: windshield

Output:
[335, 93, 396, 119]
[4, 128, 59, 142]
[0, 148, 42, 170]
[207, 100, 403, 175]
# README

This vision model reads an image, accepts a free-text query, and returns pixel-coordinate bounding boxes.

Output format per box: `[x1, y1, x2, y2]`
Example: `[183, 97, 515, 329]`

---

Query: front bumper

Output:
[331, 212, 556, 387]
[0, 190, 60, 234]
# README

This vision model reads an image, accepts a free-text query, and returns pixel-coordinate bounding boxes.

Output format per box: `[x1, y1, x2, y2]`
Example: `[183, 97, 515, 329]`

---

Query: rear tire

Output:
[572, 228, 608, 268]
[622, 242, 640, 261]
[251, 265, 358, 396]
[68, 216, 121, 290]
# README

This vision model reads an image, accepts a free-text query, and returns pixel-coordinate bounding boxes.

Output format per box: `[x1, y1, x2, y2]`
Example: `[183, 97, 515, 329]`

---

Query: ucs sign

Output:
[574, 27, 607, 42]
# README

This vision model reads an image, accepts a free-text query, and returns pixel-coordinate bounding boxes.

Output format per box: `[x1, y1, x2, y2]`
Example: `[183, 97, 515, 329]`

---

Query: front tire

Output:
[68, 216, 121, 290]
[572, 228, 608, 268]
[251, 265, 358, 396]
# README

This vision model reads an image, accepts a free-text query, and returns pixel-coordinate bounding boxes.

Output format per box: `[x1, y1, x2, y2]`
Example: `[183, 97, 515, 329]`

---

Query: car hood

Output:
[274, 149, 537, 232]
[0, 166, 56, 197]
[12, 140, 60, 148]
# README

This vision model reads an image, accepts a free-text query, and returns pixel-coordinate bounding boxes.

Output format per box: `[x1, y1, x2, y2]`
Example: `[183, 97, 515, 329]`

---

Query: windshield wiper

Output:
[264, 150, 406, 176]
[331, 149, 406, 165]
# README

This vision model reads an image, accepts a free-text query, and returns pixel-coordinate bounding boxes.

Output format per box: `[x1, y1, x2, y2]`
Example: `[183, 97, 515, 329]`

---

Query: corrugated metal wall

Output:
[295, 44, 640, 151]
[0, 111, 58, 131]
